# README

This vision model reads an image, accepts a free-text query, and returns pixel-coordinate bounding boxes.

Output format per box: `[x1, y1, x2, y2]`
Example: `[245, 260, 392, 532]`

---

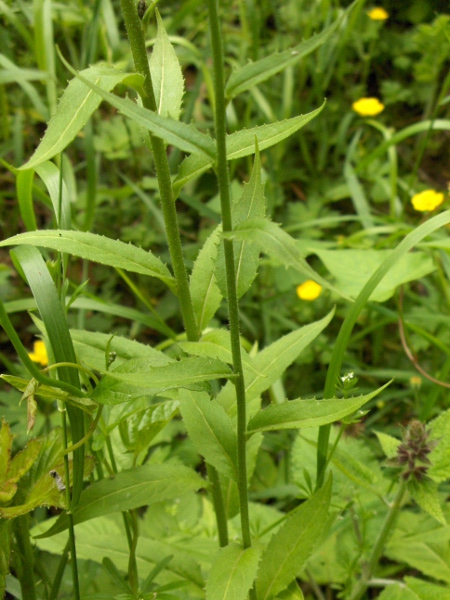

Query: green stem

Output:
[207, 0, 252, 553]
[349, 479, 407, 600]
[60, 403, 80, 600]
[13, 515, 37, 600]
[207, 464, 229, 547]
[119, 0, 197, 342]
[48, 540, 70, 600]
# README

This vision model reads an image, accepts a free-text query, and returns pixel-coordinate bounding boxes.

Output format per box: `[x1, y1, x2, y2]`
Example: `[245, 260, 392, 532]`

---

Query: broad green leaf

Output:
[405, 576, 450, 599]
[178, 329, 264, 377]
[377, 585, 419, 600]
[179, 391, 238, 480]
[223, 218, 345, 298]
[33, 511, 213, 591]
[57, 55, 215, 158]
[35, 161, 71, 229]
[247, 382, 390, 434]
[36, 464, 204, 538]
[20, 64, 143, 170]
[216, 148, 265, 298]
[314, 248, 435, 302]
[217, 309, 334, 415]
[256, 475, 332, 600]
[408, 478, 446, 525]
[190, 225, 223, 336]
[0, 230, 175, 291]
[119, 400, 179, 457]
[375, 431, 401, 459]
[225, 10, 346, 98]
[173, 103, 325, 194]
[206, 543, 260, 600]
[92, 357, 234, 405]
[70, 329, 172, 372]
[428, 408, 450, 483]
[386, 512, 450, 583]
[150, 10, 184, 120]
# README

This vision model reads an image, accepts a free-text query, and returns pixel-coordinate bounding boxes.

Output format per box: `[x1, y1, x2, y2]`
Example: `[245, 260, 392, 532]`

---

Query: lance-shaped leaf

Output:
[190, 225, 223, 336]
[216, 147, 265, 299]
[247, 382, 391, 434]
[256, 475, 332, 600]
[92, 356, 234, 405]
[173, 102, 325, 194]
[217, 309, 335, 415]
[206, 543, 261, 600]
[150, 9, 184, 120]
[179, 391, 238, 480]
[19, 65, 143, 170]
[223, 218, 346, 298]
[226, 7, 349, 98]
[57, 54, 216, 158]
[0, 230, 175, 291]
[35, 161, 71, 229]
[36, 464, 204, 538]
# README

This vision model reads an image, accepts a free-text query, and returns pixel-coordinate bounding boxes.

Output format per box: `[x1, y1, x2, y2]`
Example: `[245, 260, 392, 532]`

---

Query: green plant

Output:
[2, 1, 450, 599]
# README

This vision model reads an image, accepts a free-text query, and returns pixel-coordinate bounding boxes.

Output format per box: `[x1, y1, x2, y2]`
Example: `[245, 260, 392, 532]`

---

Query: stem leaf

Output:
[206, 543, 260, 600]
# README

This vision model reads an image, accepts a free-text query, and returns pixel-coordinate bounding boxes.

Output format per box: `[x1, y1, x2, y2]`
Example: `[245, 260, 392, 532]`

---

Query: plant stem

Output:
[349, 479, 407, 600]
[207, 0, 252, 553]
[13, 515, 37, 600]
[60, 403, 81, 600]
[120, 0, 197, 342]
[207, 463, 229, 547]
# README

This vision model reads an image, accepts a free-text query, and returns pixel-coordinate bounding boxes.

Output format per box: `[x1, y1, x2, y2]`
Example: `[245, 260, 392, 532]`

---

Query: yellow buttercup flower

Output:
[352, 97, 385, 117]
[28, 340, 48, 366]
[367, 7, 389, 20]
[411, 189, 444, 212]
[296, 280, 322, 301]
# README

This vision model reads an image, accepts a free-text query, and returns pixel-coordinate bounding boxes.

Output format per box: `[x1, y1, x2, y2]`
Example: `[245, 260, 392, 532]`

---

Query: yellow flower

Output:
[411, 189, 444, 212]
[352, 97, 385, 116]
[367, 7, 389, 20]
[28, 340, 48, 366]
[410, 376, 422, 388]
[296, 280, 322, 301]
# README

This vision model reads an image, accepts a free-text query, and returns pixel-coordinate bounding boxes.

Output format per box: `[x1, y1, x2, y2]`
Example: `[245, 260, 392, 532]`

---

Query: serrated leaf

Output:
[374, 430, 401, 459]
[225, 9, 347, 98]
[173, 103, 325, 194]
[247, 382, 390, 434]
[70, 329, 172, 372]
[0, 230, 175, 291]
[150, 10, 184, 120]
[178, 329, 264, 378]
[428, 408, 450, 482]
[256, 474, 332, 600]
[408, 478, 446, 525]
[92, 357, 234, 405]
[217, 309, 334, 415]
[206, 543, 260, 600]
[179, 391, 238, 480]
[35, 464, 204, 538]
[20, 65, 143, 170]
[57, 54, 215, 158]
[223, 218, 345, 298]
[190, 225, 223, 336]
[405, 576, 450, 599]
[216, 149, 265, 298]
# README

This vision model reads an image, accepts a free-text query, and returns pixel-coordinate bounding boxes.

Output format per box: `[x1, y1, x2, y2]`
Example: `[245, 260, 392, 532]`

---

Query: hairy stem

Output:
[349, 479, 407, 600]
[207, 0, 252, 553]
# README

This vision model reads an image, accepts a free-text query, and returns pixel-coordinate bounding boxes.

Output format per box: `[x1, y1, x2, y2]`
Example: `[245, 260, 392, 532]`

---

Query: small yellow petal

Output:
[352, 97, 385, 117]
[367, 7, 389, 20]
[28, 340, 48, 366]
[296, 280, 322, 301]
[411, 189, 444, 212]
